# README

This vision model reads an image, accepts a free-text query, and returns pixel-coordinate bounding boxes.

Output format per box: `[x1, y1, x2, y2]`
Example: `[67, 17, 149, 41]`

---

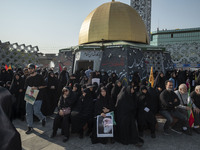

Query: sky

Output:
[0, 0, 200, 54]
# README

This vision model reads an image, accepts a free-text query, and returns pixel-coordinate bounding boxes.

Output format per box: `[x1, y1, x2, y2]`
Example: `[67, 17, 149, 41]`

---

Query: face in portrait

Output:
[102, 117, 112, 134]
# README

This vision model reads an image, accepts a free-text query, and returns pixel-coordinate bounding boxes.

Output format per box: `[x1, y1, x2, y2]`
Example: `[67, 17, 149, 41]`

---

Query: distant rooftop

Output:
[150, 27, 200, 45]
[151, 27, 200, 35]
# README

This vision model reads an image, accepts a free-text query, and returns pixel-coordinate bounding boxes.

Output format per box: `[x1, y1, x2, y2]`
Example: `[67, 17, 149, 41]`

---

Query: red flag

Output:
[187, 86, 194, 127]
[59, 63, 62, 73]
[189, 111, 195, 127]
[5, 64, 8, 71]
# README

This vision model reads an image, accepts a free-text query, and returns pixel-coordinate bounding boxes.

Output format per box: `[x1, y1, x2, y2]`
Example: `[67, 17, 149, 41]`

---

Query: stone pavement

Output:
[13, 116, 200, 150]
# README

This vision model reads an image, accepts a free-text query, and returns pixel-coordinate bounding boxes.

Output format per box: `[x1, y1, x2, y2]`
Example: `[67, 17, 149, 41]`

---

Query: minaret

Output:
[130, 0, 152, 41]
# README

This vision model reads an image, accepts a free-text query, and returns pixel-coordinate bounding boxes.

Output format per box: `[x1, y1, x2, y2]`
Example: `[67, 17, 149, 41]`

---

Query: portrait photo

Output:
[97, 115, 113, 137]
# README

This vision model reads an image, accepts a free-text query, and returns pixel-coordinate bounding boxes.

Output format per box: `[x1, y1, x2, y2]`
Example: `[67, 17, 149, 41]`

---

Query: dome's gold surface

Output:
[79, 1, 149, 45]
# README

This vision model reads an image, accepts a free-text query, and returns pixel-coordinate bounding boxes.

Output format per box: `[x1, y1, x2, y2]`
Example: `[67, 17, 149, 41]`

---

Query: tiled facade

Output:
[130, 0, 152, 40]
[0, 40, 39, 68]
[151, 28, 200, 68]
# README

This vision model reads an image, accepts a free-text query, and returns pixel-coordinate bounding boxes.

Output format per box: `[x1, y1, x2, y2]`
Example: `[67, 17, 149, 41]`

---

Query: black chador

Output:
[10, 73, 25, 120]
[115, 86, 143, 146]
[111, 80, 122, 106]
[43, 72, 58, 115]
[153, 72, 166, 92]
[71, 88, 94, 137]
[51, 87, 75, 142]
[91, 87, 115, 144]
[137, 85, 157, 138]
[0, 86, 22, 150]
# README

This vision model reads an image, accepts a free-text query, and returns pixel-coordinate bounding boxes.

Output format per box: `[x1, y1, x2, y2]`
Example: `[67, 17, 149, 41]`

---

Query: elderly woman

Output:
[50, 86, 75, 142]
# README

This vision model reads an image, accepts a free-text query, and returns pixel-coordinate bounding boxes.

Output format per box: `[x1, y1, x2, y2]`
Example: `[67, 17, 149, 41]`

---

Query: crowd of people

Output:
[1, 64, 200, 149]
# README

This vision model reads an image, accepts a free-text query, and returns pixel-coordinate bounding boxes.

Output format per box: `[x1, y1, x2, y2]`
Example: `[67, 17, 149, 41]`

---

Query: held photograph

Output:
[97, 115, 113, 138]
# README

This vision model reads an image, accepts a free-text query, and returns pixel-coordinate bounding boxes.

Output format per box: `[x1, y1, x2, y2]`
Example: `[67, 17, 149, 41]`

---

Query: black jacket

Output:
[159, 89, 180, 110]
[191, 91, 200, 109]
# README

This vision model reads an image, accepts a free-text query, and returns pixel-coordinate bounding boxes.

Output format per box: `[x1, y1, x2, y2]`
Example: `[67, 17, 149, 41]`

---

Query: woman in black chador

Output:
[111, 80, 122, 106]
[110, 72, 118, 84]
[91, 87, 115, 144]
[153, 72, 166, 93]
[115, 86, 143, 147]
[137, 85, 157, 139]
[50, 86, 75, 142]
[45, 71, 58, 115]
[0, 68, 8, 84]
[10, 73, 24, 120]
[0, 86, 22, 150]
[71, 88, 94, 138]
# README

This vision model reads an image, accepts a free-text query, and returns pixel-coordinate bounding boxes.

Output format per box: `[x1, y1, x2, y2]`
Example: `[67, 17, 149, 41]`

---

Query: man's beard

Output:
[167, 88, 173, 91]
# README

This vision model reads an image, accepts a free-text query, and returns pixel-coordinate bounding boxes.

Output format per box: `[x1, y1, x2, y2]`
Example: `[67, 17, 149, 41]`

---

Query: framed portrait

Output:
[97, 114, 113, 137]
[24, 86, 39, 105]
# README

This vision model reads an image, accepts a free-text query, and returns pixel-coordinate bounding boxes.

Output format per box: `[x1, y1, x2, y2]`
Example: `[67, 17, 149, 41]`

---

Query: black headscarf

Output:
[132, 72, 141, 87]
[95, 87, 114, 116]
[10, 73, 23, 95]
[111, 80, 122, 105]
[115, 85, 137, 108]
[153, 72, 166, 91]
[46, 71, 58, 88]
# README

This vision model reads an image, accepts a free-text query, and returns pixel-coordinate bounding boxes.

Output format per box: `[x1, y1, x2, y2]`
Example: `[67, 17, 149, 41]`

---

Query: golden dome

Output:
[79, 1, 149, 45]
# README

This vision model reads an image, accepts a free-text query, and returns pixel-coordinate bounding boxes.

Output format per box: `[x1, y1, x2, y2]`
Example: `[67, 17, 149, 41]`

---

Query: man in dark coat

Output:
[0, 86, 22, 150]
[159, 80, 191, 135]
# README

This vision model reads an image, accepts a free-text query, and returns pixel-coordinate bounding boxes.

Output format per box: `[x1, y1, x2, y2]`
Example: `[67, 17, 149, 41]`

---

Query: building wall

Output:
[54, 51, 74, 74]
[130, 0, 152, 40]
[0, 41, 39, 68]
[38, 54, 57, 68]
[59, 42, 172, 84]
[73, 50, 103, 72]
[151, 28, 200, 68]
[100, 46, 128, 82]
